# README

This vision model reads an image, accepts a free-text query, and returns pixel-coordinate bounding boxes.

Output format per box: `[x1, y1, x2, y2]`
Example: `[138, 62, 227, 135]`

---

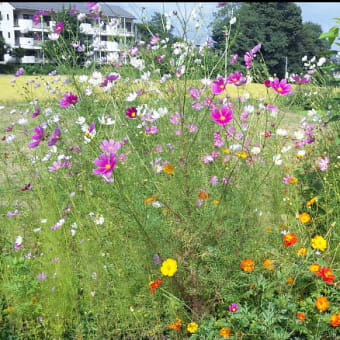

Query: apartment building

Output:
[0, 2, 136, 64]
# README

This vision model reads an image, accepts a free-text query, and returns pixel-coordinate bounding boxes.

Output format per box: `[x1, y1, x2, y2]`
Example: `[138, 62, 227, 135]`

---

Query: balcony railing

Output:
[14, 19, 50, 30]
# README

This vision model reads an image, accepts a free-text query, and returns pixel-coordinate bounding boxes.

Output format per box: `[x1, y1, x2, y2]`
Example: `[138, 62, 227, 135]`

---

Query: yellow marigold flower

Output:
[311, 235, 327, 252]
[297, 247, 307, 256]
[309, 263, 321, 273]
[220, 327, 231, 338]
[306, 197, 318, 207]
[212, 200, 220, 204]
[163, 163, 175, 175]
[235, 151, 248, 158]
[265, 226, 273, 233]
[160, 258, 177, 277]
[288, 177, 298, 184]
[223, 148, 230, 154]
[263, 259, 275, 271]
[315, 296, 329, 311]
[286, 277, 294, 284]
[240, 259, 255, 272]
[299, 212, 311, 224]
[187, 322, 198, 333]
[6, 306, 14, 312]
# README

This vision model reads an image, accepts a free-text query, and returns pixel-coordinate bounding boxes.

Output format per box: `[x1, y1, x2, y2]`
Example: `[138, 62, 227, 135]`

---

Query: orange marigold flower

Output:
[297, 247, 307, 256]
[288, 177, 298, 184]
[240, 259, 255, 272]
[168, 318, 181, 330]
[149, 279, 163, 294]
[315, 296, 329, 311]
[220, 327, 231, 338]
[283, 233, 298, 246]
[299, 212, 311, 224]
[309, 263, 321, 273]
[163, 163, 175, 174]
[330, 314, 340, 327]
[315, 267, 336, 285]
[263, 259, 275, 271]
[296, 312, 306, 322]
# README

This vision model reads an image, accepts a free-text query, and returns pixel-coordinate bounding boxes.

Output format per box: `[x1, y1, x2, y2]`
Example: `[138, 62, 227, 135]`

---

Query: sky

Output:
[111, 2, 340, 49]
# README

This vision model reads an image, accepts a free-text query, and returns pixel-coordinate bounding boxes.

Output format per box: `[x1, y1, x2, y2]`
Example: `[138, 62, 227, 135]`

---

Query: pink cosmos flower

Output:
[32, 106, 40, 118]
[210, 76, 227, 95]
[93, 153, 117, 177]
[59, 92, 78, 107]
[186, 124, 198, 133]
[48, 124, 61, 146]
[210, 176, 218, 185]
[214, 131, 224, 147]
[125, 107, 137, 118]
[150, 35, 160, 45]
[53, 21, 64, 34]
[244, 51, 254, 69]
[290, 75, 311, 84]
[251, 43, 262, 54]
[210, 105, 233, 126]
[15, 67, 25, 77]
[227, 71, 247, 86]
[7, 209, 19, 217]
[270, 78, 292, 95]
[145, 125, 158, 134]
[100, 139, 122, 154]
[48, 160, 70, 172]
[29, 125, 44, 148]
[230, 54, 238, 64]
[318, 157, 330, 171]
[189, 87, 203, 99]
[37, 272, 47, 280]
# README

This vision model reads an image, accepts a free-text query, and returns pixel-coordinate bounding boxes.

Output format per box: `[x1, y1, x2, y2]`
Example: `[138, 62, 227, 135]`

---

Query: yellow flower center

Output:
[105, 164, 111, 169]
[220, 116, 225, 120]
[278, 87, 282, 92]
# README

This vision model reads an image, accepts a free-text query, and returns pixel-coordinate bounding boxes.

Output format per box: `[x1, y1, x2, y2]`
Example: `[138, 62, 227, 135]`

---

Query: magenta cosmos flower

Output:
[53, 21, 64, 34]
[227, 71, 247, 86]
[99, 139, 122, 154]
[29, 125, 44, 148]
[270, 78, 292, 95]
[48, 124, 61, 146]
[59, 92, 78, 107]
[93, 153, 117, 177]
[210, 105, 233, 126]
[210, 76, 227, 95]
[125, 107, 137, 118]
[229, 303, 239, 313]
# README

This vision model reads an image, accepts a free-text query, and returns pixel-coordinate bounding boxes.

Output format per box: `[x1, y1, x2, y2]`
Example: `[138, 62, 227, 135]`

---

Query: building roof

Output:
[9, 2, 135, 19]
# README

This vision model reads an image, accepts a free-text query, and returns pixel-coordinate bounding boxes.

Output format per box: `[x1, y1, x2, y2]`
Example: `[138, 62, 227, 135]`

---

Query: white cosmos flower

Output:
[294, 130, 305, 140]
[78, 75, 88, 83]
[273, 154, 283, 165]
[48, 33, 60, 40]
[6, 134, 17, 143]
[251, 147, 261, 155]
[126, 92, 138, 102]
[230, 17, 236, 25]
[281, 145, 292, 153]
[276, 128, 288, 137]
[76, 116, 86, 125]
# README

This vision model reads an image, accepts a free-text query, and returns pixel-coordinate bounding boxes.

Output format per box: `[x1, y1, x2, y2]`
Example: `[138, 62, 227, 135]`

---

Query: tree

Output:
[0, 36, 9, 61]
[211, 2, 330, 78]
[136, 12, 176, 43]
[10, 47, 25, 63]
[302, 22, 330, 58]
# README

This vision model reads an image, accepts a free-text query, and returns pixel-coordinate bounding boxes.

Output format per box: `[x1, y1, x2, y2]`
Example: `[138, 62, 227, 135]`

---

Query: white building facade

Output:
[0, 2, 136, 64]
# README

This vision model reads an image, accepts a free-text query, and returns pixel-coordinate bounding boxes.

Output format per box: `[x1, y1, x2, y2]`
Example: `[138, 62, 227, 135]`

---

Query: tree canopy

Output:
[211, 2, 330, 78]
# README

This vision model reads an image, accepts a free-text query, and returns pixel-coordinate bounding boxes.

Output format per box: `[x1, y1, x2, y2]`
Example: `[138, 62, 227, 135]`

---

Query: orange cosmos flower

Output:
[296, 312, 306, 322]
[163, 163, 175, 174]
[283, 233, 298, 246]
[168, 318, 181, 330]
[220, 327, 231, 338]
[330, 313, 340, 327]
[149, 279, 163, 294]
[263, 259, 275, 271]
[144, 196, 157, 205]
[315, 296, 329, 311]
[240, 259, 255, 272]
[299, 212, 311, 224]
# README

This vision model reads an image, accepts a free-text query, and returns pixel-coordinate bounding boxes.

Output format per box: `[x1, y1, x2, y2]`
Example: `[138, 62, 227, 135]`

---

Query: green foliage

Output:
[10, 48, 25, 62]
[212, 3, 330, 78]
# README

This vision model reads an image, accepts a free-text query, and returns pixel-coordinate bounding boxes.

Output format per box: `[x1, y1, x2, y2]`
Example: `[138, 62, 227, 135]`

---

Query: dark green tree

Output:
[136, 12, 176, 43]
[10, 47, 25, 63]
[0, 35, 10, 61]
[211, 2, 329, 78]
[302, 22, 330, 58]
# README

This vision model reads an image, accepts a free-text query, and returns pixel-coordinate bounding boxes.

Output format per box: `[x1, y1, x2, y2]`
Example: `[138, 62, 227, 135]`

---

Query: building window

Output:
[7, 14, 9, 20]
[126, 22, 131, 32]
[23, 14, 33, 20]
[8, 32, 10, 38]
